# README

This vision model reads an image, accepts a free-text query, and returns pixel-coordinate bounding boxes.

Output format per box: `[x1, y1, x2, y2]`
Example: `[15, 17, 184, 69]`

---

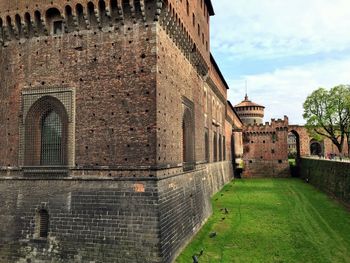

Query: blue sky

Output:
[210, 0, 350, 124]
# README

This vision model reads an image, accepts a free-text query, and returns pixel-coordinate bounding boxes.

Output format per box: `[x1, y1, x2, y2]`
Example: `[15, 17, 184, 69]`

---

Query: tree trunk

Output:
[331, 137, 343, 154]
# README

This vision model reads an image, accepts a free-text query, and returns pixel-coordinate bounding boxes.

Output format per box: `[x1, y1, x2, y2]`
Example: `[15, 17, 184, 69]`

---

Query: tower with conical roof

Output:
[234, 94, 265, 125]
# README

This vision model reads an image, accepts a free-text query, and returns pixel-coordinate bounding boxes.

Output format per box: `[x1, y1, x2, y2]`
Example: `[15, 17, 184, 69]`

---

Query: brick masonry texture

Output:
[0, 162, 232, 263]
[0, 0, 237, 262]
[242, 117, 290, 177]
[300, 158, 350, 205]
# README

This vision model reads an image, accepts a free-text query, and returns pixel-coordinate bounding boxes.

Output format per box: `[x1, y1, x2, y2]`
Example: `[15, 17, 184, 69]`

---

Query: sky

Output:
[210, 0, 350, 124]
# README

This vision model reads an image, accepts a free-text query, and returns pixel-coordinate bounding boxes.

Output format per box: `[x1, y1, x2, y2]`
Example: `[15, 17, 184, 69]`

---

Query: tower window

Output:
[53, 20, 63, 35]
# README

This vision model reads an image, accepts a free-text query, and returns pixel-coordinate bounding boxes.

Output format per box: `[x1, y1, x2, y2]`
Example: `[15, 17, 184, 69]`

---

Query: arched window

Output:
[205, 128, 209, 162]
[15, 14, 23, 38]
[36, 209, 49, 238]
[24, 96, 68, 167]
[213, 132, 217, 162]
[46, 8, 63, 35]
[219, 134, 222, 161]
[98, 0, 108, 26]
[223, 136, 226, 161]
[182, 108, 194, 170]
[203, 89, 207, 113]
[41, 110, 63, 165]
[76, 4, 86, 29]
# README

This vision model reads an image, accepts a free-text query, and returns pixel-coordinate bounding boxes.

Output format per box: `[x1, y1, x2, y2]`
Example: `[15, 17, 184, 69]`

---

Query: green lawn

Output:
[176, 179, 350, 263]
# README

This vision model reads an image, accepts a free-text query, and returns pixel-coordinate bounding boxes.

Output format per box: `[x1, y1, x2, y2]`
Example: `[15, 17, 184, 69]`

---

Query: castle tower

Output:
[234, 94, 265, 125]
[0, 1, 238, 262]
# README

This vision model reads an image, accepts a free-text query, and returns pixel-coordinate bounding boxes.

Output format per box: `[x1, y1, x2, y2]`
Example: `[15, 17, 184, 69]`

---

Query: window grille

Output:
[37, 209, 49, 238]
[24, 95, 69, 167]
[41, 110, 63, 165]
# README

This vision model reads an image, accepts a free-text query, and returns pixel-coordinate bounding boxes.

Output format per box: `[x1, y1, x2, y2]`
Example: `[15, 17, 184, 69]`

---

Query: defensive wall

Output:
[242, 116, 290, 177]
[0, 0, 237, 262]
[300, 158, 350, 206]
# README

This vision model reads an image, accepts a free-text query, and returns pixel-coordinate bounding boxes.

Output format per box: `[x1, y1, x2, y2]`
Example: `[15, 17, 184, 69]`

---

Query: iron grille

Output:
[38, 209, 49, 238]
[40, 110, 63, 165]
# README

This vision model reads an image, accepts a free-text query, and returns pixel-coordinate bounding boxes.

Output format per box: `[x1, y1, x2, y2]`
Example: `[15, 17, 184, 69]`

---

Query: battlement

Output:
[0, 0, 161, 47]
[0, 0, 209, 76]
[244, 115, 289, 133]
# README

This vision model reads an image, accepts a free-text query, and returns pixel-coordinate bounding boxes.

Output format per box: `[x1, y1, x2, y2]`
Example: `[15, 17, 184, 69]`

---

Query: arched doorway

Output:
[310, 140, 323, 156]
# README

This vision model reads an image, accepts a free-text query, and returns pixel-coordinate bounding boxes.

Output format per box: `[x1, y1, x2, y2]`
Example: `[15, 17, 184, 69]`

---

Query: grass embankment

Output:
[176, 179, 350, 263]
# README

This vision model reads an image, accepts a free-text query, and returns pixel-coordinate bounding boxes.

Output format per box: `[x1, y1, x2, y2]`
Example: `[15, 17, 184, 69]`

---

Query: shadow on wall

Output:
[300, 158, 350, 205]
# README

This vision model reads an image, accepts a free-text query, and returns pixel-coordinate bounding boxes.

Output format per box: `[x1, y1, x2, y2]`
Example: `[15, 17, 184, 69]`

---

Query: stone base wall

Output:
[0, 179, 161, 263]
[0, 162, 232, 263]
[242, 159, 290, 178]
[158, 161, 233, 262]
[300, 158, 350, 205]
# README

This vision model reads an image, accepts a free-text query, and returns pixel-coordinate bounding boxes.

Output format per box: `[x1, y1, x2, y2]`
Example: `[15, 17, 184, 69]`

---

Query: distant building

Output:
[234, 93, 349, 178]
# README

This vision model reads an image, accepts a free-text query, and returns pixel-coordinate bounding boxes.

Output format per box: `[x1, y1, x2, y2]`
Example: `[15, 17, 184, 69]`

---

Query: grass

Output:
[176, 179, 350, 263]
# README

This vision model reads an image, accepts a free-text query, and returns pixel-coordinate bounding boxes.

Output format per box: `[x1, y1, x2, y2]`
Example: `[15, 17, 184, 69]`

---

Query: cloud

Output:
[228, 57, 350, 124]
[211, 0, 350, 60]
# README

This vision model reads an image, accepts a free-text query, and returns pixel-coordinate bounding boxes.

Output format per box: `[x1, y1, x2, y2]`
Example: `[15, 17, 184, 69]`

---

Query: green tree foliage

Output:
[303, 85, 350, 155]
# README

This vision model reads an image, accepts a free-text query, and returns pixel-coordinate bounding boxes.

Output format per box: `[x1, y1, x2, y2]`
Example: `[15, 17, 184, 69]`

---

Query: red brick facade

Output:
[0, 1, 243, 262]
[242, 116, 290, 177]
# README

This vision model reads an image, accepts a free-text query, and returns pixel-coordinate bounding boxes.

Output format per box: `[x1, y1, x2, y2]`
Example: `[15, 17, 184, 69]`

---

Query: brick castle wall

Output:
[242, 116, 290, 177]
[0, 0, 234, 262]
[300, 158, 350, 205]
[0, 162, 232, 263]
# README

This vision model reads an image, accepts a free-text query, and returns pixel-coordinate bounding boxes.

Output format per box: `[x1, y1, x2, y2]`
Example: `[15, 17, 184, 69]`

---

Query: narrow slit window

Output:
[36, 209, 49, 238]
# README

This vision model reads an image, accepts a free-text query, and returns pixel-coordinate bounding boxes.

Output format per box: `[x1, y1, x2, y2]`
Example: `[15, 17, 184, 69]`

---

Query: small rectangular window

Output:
[53, 20, 63, 35]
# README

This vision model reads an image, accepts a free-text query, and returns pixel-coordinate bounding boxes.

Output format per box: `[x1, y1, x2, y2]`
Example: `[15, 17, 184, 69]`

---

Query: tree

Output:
[303, 85, 350, 155]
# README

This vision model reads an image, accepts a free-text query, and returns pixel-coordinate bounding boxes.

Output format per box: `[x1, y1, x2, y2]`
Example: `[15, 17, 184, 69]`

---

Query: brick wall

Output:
[0, 179, 161, 263]
[0, 1, 235, 262]
[0, 161, 232, 263]
[300, 158, 350, 205]
[242, 117, 290, 177]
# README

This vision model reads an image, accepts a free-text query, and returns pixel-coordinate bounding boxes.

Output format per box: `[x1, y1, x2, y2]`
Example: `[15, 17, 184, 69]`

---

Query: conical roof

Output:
[234, 94, 265, 108]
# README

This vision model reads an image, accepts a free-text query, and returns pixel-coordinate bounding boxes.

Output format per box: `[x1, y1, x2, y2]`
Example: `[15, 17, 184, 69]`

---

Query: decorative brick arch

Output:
[24, 96, 69, 166]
